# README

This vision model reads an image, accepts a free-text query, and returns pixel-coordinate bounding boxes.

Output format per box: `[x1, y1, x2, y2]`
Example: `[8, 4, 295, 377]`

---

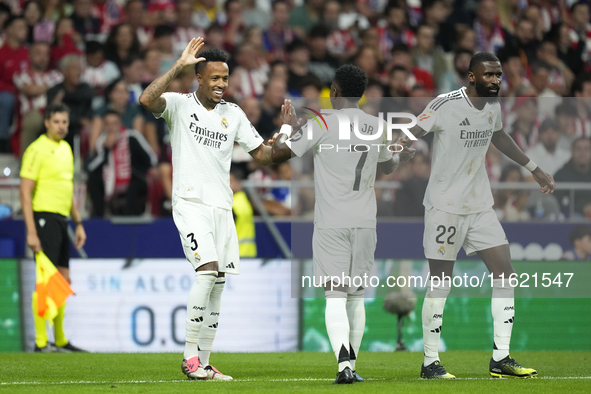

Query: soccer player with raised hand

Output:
[403, 52, 555, 379]
[140, 38, 282, 381]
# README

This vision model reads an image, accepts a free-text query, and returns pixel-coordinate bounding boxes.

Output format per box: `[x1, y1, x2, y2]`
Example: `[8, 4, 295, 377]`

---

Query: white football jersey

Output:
[155, 92, 263, 210]
[417, 87, 503, 215]
[287, 108, 392, 228]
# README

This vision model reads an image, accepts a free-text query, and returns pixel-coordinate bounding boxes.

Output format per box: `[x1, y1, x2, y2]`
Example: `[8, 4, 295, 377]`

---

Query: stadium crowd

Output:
[1, 0, 590, 220]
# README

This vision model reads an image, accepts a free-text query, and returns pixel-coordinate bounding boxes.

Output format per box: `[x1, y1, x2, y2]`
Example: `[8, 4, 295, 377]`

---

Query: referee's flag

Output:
[35, 251, 73, 321]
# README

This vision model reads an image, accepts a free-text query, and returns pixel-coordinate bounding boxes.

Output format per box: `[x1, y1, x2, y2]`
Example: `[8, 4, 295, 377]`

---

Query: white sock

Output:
[346, 289, 365, 371]
[325, 292, 351, 372]
[422, 281, 450, 366]
[198, 278, 225, 367]
[184, 271, 217, 360]
[491, 278, 514, 362]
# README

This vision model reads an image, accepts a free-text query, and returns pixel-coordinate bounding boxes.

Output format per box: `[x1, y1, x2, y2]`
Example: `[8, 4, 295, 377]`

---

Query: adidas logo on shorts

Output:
[226, 262, 235, 269]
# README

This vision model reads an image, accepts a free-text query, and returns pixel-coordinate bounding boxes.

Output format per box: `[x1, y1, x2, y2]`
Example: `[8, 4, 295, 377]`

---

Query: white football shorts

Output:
[172, 197, 240, 274]
[313, 227, 377, 286]
[423, 206, 508, 261]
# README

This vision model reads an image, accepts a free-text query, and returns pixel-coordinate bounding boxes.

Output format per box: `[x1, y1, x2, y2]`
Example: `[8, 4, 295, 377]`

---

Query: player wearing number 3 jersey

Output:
[140, 38, 285, 381]
[404, 52, 555, 379]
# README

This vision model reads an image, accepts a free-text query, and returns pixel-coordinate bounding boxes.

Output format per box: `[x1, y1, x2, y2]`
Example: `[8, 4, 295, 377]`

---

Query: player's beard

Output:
[474, 80, 500, 103]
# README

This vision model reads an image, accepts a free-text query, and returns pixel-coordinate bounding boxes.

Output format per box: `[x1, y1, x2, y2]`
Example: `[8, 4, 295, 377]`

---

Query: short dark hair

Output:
[570, 224, 591, 245]
[531, 61, 552, 74]
[308, 24, 330, 39]
[286, 39, 308, 54]
[103, 109, 122, 120]
[389, 65, 408, 76]
[391, 43, 411, 55]
[121, 55, 142, 69]
[3, 15, 23, 30]
[555, 101, 577, 117]
[85, 41, 103, 55]
[153, 24, 174, 39]
[572, 74, 591, 95]
[44, 103, 70, 120]
[104, 78, 126, 100]
[572, 136, 591, 151]
[195, 48, 228, 75]
[468, 52, 500, 73]
[539, 118, 560, 134]
[334, 64, 368, 100]
[571, 0, 589, 14]
[298, 75, 324, 93]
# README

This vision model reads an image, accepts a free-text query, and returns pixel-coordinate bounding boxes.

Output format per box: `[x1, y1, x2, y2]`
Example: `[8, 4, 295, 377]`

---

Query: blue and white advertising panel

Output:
[21, 259, 297, 353]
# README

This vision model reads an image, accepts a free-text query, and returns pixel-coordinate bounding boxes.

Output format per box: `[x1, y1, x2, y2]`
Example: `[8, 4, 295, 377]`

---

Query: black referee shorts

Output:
[34, 212, 70, 268]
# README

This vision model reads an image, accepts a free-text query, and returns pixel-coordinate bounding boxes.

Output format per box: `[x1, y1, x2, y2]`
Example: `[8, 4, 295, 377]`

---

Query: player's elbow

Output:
[138, 93, 150, 109]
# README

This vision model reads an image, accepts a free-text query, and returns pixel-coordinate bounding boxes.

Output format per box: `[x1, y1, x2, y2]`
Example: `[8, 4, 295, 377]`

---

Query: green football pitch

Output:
[1, 351, 590, 393]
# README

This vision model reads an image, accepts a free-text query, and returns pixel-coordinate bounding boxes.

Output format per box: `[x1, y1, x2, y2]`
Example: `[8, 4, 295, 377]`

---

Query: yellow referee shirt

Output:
[20, 134, 74, 217]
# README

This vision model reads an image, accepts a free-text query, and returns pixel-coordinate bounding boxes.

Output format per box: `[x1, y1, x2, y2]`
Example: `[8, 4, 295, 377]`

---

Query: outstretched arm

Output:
[139, 37, 205, 114]
[491, 128, 555, 194]
[271, 100, 297, 163]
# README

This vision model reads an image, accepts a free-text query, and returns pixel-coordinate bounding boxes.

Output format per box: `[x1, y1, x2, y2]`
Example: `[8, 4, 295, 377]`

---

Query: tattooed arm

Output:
[139, 37, 205, 114]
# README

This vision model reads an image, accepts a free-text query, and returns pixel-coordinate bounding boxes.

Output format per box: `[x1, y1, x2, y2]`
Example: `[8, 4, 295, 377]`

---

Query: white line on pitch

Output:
[2, 376, 591, 385]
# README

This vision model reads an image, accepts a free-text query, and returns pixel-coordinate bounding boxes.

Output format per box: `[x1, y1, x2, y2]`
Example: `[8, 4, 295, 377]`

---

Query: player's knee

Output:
[347, 287, 365, 298]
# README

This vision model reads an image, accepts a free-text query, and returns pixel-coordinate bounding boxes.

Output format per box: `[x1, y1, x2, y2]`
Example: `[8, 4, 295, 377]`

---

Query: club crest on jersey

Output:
[221, 118, 229, 129]
[194, 252, 201, 263]
[488, 111, 493, 124]
[438, 246, 445, 256]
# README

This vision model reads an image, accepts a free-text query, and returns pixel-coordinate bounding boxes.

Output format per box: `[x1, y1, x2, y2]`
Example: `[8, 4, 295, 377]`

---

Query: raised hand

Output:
[178, 37, 205, 67]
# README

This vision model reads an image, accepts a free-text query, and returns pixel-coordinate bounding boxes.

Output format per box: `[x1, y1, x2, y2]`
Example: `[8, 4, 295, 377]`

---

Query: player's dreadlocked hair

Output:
[468, 52, 500, 73]
[333, 64, 368, 101]
[195, 48, 228, 75]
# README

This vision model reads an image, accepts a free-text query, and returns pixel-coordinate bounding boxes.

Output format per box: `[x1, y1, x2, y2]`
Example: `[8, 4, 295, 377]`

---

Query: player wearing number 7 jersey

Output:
[139, 38, 286, 381]
[272, 64, 415, 384]
[403, 52, 555, 379]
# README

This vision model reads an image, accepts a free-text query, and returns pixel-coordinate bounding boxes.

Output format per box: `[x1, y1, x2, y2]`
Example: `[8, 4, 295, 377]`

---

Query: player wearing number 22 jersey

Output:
[407, 52, 555, 380]
[140, 40, 280, 381]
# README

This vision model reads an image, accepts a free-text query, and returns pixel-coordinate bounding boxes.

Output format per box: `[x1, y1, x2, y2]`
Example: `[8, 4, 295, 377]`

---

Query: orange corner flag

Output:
[35, 251, 74, 321]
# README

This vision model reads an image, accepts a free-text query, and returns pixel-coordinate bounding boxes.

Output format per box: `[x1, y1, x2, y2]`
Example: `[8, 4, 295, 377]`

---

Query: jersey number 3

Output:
[435, 225, 456, 245]
[187, 233, 198, 251]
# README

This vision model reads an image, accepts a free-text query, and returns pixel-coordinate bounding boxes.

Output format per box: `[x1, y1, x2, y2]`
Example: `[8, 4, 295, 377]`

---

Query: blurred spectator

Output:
[546, 22, 584, 76]
[438, 49, 471, 94]
[46, 54, 93, 148]
[535, 40, 574, 96]
[299, 75, 324, 98]
[389, 44, 435, 93]
[104, 23, 141, 70]
[474, 0, 507, 54]
[124, 0, 150, 47]
[203, 23, 226, 53]
[239, 97, 262, 128]
[501, 17, 538, 69]
[258, 77, 286, 140]
[23, 0, 54, 44]
[494, 164, 530, 222]
[173, 1, 204, 58]
[269, 60, 288, 83]
[569, 1, 591, 71]
[555, 101, 590, 151]
[0, 16, 28, 153]
[82, 40, 120, 110]
[353, 46, 382, 82]
[359, 27, 383, 63]
[377, 3, 415, 62]
[14, 41, 63, 156]
[286, 39, 314, 96]
[338, 0, 370, 35]
[140, 47, 161, 86]
[90, 78, 144, 153]
[242, 0, 270, 30]
[92, 0, 123, 35]
[497, 0, 520, 35]
[572, 75, 591, 132]
[454, 24, 477, 53]
[70, 0, 100, 41]
[51, 17, 82, 69]
[554, 137, 591, 218]
[263, 162, 291, 216]
[325, 0, 357, 61]
[86, 110, 156, 217]
[230, 165, 257, 257]
[220, 0, 245, 53]
[232, 42, 269, 100]
[562, 225, 591, 260]
[524, 119, 570, 178]
[0, 3, 11, 40]
[192, 0, 222, 30]
[307, 24, 339, 87]
[289, 0, 324, 36]
[152, 24, 175, 73]
[422, 0, 453, 52]
[357, 0, 388, 24]
[529, 61, 560, 100]
[121, 56, 143, 105]
[263, 0, 296, 62]
[385, 65, 409, 97]
[508, 97, 539, 152]
[40, 0, 71, 22]
[394, 152, 430, 217]
[498, 48, 532, 97]
[524, 4, 545, 41]
[411, 24, 447, 88]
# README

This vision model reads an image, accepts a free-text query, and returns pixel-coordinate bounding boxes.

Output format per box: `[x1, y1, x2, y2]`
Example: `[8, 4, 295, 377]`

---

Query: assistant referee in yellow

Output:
[20, 103, 87, 353]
